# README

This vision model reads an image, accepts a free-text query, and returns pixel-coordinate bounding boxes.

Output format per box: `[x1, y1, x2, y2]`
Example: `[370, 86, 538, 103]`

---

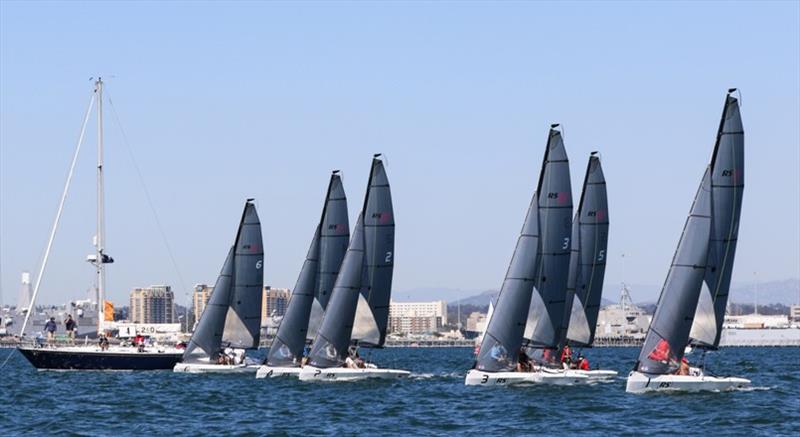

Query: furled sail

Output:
[689, 92, 744, 349]
[636, 169, 712, 375]
[266, 173, 349, 367]
[307, 156, 394, 368]
[562, 153, 609, 347]
[526, 128, 573, 348]
[184, 200, 264, 362]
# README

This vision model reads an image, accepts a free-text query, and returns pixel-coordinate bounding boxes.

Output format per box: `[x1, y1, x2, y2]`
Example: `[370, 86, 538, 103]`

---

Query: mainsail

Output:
[636, 168, 712, 375]
[476, 126, 571, 372]
[561, 153, 609, 347]
[307, 156, 394, 368]
[266, 172, 349, 367]
[526, 127, 573, 349]
[184, 200, 264, 362]
[689, 92, 745, 349]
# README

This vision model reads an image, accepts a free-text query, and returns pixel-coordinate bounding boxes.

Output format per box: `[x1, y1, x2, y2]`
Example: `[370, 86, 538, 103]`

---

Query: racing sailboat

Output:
[626, 90, 749, 393]
[299, 155, 409, 381]
[173, 200, 264, 373]
[466, 125, 582, 385]
[256, 171, 349, 378]
[17, 79, 184, 370]
[550, 152, 617, 380]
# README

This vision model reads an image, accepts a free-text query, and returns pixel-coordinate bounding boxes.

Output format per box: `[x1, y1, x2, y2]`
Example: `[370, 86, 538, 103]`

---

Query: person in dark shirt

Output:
[44, 317, 57, 345]
[64, 315, 77, 344]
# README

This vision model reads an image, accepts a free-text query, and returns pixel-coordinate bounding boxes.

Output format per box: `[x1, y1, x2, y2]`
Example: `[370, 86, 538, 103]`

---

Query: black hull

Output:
[18, 347, 183, 370]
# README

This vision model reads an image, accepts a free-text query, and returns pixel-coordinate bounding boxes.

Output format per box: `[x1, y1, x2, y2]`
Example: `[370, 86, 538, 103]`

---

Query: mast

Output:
[95, 78, 106, 334]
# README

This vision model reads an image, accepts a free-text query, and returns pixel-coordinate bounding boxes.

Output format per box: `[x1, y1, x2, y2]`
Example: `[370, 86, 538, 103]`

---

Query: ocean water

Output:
[0, 347, 797, 435]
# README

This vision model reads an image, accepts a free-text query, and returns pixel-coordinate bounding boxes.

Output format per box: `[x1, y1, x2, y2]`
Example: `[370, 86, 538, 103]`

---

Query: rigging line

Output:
[104, 91, 189, 298]
[19, 92, 95, 339]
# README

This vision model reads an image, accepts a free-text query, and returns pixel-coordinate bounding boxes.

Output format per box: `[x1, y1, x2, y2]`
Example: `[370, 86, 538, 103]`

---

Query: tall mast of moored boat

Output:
[95, 78, 106, 334]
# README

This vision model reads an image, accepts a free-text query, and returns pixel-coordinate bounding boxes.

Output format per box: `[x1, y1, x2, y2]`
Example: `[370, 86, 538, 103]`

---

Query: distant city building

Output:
[192, 284, 213, 327]
[129, 285, 175, 324]
[389, 300, 448, 334]
[791, 305, 800, 323]
[262, 287, 290, 325]
[465, 311, 488, 332]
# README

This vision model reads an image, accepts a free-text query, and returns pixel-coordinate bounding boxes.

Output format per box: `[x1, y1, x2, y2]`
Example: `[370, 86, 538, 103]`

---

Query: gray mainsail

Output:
[562, 153, 609, 347]
[689, 91, 745, 349]
[636, 168, 712, 375]
[475, 127, 571, 371]
[527, 127, 573, 348]
[184, 200, 264, 362]
[307, 156, 394, 368]
[266, 173, 349, 367]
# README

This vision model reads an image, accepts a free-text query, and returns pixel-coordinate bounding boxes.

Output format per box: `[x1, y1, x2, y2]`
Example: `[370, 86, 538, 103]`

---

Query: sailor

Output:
[560, 345, 572, 369]
[44, 317, 57, 345]
[64, 315, 77, 344]
[577, 355, 590, 371]
[676, 356, 690, 376]
[344, 346, 359, 369]
[647, 338, 673, 363]
[98, 334, 110, 351]
[516, 349, 532, 372]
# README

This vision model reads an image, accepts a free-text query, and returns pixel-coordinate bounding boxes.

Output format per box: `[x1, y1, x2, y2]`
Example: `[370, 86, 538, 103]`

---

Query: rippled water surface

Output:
[1, 347, 797, 435]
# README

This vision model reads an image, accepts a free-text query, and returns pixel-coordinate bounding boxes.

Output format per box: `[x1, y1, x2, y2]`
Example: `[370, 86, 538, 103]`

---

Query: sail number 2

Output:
[385, 252, 393, 263]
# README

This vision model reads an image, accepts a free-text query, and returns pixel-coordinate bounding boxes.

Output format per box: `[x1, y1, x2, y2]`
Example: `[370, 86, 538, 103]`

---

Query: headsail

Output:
[690, 92, 745, 349]
[527, 127, 573, 348]
[562, 153, 609, 347]
[184, 200, 264, 362]
[636, 169, 712, 375]
[267, 173, 349, 367]
[307, 156, 394, 368]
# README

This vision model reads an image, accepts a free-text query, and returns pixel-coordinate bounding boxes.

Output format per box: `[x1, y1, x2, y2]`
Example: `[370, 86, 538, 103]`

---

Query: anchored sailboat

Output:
[299, 155, 409, 381]
[466, 125, 584, 386]
[173, 200, 264, 373]
[256, 172, 349, 378]
[17, 79, 184, 370]
[626, 90, 749, 393]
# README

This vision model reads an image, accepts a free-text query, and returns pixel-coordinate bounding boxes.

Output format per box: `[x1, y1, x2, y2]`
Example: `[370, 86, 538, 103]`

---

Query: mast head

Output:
[332, 169, 341, 175]
[373, 153, 382, 159]
[246, 197, 255, 203]
[727, 87, 737, 94]
[550, 123, 560, 129]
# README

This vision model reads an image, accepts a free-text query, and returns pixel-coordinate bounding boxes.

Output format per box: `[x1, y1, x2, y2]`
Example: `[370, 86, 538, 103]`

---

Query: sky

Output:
[1, 1, 798, 307]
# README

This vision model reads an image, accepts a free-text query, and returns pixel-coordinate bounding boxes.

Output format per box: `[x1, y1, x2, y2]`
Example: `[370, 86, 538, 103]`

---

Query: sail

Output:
[221, 201, 264, 349]
[307, 156, 394, 367]
[690, 92, 745, 348]
[563, 154, 609, 347]
[183, 247, 235, 362]
[353, 157, 395, 347]
[267, 173, 349, 367]
[636, 168, 712, 375]
[527, 128, 573, 348]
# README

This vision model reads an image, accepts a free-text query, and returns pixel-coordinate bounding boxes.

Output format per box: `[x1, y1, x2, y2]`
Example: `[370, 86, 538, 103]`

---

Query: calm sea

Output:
[0, 347, 797, 435]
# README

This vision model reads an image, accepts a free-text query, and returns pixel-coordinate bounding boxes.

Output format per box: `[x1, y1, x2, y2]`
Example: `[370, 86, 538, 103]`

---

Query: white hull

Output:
[173, 362, 259, 374]
[465, 369, 538, 386]
[465, 367, 615, 386]
[255, 365, 303, 378]
[626, 370, 751, 393]
[298, 365, 410, 382]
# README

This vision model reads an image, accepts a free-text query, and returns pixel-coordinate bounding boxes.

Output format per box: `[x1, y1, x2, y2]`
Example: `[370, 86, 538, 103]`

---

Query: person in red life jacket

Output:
[647, 338, 672, 363]
[560, 345, 572, 369]
[577, 354, 590, 371]
[542, 348, 553, 365]
[676, 356, 690, 376]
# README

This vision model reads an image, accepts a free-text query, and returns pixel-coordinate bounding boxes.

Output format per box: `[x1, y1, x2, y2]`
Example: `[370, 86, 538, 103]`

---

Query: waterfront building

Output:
[791, 305, 800, 323]
[465, 311, 488, 332]
[192, 284, 213, 325]
[388, 300, 448, 334]
[262, 287, 290, 324]
[129, 285, 175, 324]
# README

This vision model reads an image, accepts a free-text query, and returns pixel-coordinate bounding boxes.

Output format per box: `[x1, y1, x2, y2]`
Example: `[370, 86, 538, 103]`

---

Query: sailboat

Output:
[298, 155, 409, 381]
[173, 200, 264, 373]
[466, 125, 584, 386]
[550, 152, 617, 380]
[256, 171, 349, 378]
[17, 79, 184, 370]
[626, 90, 749, 393]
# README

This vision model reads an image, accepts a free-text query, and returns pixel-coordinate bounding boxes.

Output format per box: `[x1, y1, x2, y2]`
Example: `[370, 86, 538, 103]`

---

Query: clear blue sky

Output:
[1, 1, 798, 306]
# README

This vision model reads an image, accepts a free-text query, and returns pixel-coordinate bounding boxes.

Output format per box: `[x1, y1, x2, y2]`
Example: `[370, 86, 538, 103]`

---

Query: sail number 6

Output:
[256, 260, 263, 269]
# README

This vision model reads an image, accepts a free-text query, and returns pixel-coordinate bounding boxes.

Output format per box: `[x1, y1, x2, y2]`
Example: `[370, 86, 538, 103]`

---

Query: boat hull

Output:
[625, 370, 751, 393]
[173, 362, 258, 374]
[465, 368, 592, 386]
[298, 365, 410, 382]
[17, 346, 183, 371]
[255, 365, 303, 378]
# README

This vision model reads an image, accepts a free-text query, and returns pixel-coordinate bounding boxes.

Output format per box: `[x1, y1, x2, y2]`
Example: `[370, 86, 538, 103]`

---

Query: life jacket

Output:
[647, 339, 672, 362]
[579, 359, 590, 370]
